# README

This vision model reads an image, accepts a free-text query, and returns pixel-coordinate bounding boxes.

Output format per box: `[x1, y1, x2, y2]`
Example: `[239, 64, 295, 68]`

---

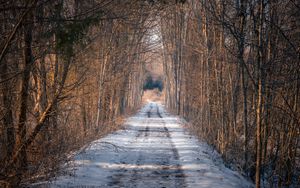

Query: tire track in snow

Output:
[158, 105, 186, 188]
[107, 105, 151, 187]
[108, 104, 186, 188]
[106, 106, 149, 187]
[129, 116, 150, 187]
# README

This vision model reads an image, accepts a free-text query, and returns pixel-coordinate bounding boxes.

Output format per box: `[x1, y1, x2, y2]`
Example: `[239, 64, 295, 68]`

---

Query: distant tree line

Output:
[143, 75, 164, 91]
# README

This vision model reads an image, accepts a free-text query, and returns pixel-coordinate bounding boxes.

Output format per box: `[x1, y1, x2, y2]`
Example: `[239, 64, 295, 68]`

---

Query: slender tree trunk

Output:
[255, 1, 264, 187]
[0, 61, 15, 161]
[255, 77, 262, 188]
[15, 10, 34, 174]
[242, 65, 249, 170]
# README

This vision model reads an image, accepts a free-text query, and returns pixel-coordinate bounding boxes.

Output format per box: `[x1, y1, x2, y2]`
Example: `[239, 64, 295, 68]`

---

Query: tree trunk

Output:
[255, 1, 264, 187]
[14, 10, 34, 178]
[0, 61, 15, 162]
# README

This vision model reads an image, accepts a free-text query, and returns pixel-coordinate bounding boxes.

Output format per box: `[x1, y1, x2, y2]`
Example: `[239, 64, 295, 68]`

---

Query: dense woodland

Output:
[0, 0, 153, 186]
[161, 0, 300, 187]
[0, 0, 299, 187]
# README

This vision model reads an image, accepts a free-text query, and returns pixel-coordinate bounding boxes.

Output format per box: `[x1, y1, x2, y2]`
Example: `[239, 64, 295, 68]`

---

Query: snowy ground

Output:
[31, 102, 253, 188]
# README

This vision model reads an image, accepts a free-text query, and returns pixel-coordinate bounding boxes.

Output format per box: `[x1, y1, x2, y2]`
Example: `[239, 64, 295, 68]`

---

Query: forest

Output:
[0, 0, 299, 187]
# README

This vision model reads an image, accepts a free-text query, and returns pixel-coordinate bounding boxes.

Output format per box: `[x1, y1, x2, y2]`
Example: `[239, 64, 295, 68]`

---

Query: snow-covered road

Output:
[33, 102, 253, 188]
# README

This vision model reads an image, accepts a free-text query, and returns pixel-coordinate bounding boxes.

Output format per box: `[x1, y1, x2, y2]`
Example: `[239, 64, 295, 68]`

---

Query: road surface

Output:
[32, 102, 253, 188]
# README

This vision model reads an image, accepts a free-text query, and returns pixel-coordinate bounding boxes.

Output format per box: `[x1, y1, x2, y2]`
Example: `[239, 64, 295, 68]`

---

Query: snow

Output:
[31, 102, 253, 188]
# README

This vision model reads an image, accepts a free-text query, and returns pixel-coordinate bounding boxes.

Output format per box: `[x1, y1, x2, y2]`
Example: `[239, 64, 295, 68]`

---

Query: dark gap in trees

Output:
[143, 75, 163, 92]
